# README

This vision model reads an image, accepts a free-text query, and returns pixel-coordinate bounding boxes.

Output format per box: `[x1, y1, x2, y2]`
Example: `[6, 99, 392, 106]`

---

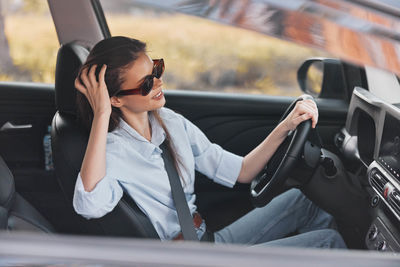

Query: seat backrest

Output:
[51, 42, 159, 238]
[0, 156, 54, 232]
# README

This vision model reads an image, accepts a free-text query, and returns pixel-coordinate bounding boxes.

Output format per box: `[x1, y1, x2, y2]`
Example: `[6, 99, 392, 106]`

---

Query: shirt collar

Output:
[149, 112, 166, 147]
[116, 112, 166, 158]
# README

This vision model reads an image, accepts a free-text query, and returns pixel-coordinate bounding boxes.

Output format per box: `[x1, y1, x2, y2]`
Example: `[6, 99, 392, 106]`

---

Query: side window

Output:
[100, 1, 331, 96]
[0, 0, 58, 83]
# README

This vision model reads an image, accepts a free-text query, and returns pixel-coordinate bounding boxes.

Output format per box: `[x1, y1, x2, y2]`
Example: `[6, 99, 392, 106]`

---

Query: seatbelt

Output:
[160, 141, 199, 241]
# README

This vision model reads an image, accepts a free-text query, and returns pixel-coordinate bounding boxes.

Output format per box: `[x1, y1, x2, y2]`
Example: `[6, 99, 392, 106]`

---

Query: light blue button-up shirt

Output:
[73, 107, 243, 240]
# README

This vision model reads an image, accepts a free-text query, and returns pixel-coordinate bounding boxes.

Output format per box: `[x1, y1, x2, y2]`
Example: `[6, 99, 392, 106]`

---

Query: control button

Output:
[376, 240, 386, 251]
[368, 225, 378, 241]
[371, 195, 379, 207]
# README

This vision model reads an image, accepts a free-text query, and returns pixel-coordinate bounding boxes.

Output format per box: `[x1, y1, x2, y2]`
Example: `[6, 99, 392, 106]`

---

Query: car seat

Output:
[51, 41, 159, 238]
[0, 155, 54, 232]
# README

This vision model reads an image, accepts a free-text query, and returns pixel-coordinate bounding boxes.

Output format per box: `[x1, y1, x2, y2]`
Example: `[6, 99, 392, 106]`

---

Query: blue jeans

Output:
[213, 189, 346, 248]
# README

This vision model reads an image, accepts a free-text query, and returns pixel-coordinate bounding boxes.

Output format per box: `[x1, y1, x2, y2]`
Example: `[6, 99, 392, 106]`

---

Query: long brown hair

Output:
[76, 36, 183, 178]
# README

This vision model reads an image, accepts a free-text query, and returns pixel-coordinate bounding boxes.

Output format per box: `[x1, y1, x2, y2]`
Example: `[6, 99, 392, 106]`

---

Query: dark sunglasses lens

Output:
[141, 78, 154, 96]
[154, 60, 164, 78]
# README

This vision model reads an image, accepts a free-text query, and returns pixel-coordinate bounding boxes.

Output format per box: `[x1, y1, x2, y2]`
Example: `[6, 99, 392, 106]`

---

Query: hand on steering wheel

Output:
[281, 95, 318, 131]
[250, 95, 317, 207]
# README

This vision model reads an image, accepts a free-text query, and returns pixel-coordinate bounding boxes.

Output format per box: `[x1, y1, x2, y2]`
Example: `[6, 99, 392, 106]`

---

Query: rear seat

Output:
[0, 156, 54, 232]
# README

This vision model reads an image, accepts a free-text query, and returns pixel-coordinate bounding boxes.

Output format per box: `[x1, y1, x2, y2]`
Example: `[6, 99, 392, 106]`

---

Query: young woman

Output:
[73, 36, 346, 248]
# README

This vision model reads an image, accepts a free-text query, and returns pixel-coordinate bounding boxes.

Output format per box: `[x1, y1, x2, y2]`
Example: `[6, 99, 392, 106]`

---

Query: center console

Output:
[367, 162, 400, 251]
[367, 112, 400, 252]
[345, 87, 400, 252]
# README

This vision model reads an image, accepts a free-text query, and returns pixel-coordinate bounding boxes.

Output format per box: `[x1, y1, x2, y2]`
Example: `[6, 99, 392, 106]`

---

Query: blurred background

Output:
[0, 0, 332, 96]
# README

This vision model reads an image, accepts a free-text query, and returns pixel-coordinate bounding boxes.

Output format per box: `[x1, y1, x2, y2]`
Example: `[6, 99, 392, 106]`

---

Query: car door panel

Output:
[0, 82, 65, 229]
[0, 83, 56, 169]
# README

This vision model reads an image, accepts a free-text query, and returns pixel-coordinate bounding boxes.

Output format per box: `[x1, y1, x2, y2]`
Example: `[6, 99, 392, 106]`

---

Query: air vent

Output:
[389, 191, 400, 215]
[370, 169, 388, 194]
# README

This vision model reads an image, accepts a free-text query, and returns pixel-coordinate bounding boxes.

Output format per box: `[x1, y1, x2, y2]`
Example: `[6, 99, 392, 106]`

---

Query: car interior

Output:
[0, 155, 53, 233]
[1, 0, 400, 255]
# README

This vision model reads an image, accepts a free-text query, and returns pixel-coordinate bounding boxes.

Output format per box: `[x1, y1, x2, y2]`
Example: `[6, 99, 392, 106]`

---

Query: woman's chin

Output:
[152, 95, 166, 109]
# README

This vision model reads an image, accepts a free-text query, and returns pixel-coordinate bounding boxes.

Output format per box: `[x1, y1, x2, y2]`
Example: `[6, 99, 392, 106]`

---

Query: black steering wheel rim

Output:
[250, 96, 313, 207]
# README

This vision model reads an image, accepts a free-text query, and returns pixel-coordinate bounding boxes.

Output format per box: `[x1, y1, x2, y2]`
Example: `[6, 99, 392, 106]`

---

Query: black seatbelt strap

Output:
[160, 141, 199, 241]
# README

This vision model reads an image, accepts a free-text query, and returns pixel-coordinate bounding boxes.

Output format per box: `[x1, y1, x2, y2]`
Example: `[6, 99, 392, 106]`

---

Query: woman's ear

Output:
[110, 96, 123, 108]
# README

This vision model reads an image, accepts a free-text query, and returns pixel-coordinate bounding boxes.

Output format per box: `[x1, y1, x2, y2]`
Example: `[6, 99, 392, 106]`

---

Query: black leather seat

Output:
[51, 42, 159, 238]
[0, 156, 54, 232]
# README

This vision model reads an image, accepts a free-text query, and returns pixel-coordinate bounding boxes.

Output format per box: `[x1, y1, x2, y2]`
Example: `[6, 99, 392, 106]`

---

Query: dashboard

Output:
[339, 87, 400, 252]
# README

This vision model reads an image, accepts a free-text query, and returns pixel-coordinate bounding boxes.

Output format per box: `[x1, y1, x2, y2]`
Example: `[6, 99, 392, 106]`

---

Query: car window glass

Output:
[0, 0, 58, 83]
[100, 0, 332, 96]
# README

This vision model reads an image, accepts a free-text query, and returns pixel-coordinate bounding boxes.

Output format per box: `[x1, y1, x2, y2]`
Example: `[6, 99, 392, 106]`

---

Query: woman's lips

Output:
[152, 89, 164, 100]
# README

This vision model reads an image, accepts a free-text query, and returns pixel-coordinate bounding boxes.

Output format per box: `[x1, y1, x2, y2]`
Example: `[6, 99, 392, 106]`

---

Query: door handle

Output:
[0, 121, 33, 132]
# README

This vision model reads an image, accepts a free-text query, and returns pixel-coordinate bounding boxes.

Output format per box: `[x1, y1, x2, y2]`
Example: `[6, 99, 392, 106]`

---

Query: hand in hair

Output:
[75, 64, 111, 117]
[75, 64, 111, 192]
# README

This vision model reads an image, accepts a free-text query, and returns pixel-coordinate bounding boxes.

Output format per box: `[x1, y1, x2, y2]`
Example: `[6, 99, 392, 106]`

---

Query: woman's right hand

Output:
[75, 64, 111, 117]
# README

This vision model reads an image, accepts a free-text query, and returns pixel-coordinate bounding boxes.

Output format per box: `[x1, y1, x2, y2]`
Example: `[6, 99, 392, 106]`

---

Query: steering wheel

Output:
[250, 95, 314, 207]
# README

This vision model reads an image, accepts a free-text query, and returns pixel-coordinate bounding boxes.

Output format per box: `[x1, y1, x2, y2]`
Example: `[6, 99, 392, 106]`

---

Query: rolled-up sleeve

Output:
[73, 172, 123, 219]
[182, 116, 243, 188]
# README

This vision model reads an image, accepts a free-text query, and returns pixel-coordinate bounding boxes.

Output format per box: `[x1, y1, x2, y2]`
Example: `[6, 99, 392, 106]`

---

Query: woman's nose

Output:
[153, 76, 163, 88]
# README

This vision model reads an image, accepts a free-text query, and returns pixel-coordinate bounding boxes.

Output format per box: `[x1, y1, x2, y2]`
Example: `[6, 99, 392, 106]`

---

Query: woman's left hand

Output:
[281, 98, 319, 131]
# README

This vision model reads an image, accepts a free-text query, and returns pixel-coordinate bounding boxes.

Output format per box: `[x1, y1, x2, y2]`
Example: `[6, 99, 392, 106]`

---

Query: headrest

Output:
[0, 156, 15, 210]
[55, 42, 89, 115]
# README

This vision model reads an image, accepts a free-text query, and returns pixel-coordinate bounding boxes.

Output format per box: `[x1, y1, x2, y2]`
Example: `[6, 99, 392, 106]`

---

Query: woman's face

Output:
[112, 52, 166, 115]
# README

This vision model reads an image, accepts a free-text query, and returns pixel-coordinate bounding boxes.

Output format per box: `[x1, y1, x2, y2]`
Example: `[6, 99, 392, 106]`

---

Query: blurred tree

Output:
[22, 0, 48, 14]
[0, 0, 16, 74]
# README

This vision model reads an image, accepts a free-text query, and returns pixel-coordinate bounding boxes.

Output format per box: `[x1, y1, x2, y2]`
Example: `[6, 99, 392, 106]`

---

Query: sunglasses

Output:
[115, 59, 164, 96]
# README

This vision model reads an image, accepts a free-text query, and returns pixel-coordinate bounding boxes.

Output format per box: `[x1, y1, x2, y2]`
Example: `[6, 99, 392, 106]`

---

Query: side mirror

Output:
[297, 58, 348, 100]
